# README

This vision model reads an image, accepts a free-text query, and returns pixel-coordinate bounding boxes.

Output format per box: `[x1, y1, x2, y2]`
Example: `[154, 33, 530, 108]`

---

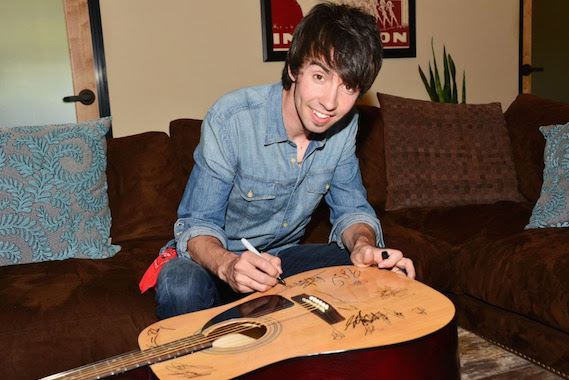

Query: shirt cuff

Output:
[329, 213, 385, 249]
[174, 218, 228, 258]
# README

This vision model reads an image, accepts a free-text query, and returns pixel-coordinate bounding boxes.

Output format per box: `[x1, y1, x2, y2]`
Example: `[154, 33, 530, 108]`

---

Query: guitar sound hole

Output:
[208, 322, 268, 349]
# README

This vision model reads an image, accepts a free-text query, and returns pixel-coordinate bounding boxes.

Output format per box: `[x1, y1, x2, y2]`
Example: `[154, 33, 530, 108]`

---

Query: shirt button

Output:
[247, 190, 253, 197]
[325, 184, 330, 190]
[283, 222, 288, 227]
[290, 158, 297, 164]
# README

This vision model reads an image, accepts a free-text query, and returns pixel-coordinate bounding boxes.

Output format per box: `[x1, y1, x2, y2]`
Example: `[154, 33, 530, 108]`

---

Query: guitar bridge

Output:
[292, 294, 345, 325]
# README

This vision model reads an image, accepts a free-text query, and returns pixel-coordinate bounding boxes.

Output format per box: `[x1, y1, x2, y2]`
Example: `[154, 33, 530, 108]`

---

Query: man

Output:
[155, 3, 415, 320]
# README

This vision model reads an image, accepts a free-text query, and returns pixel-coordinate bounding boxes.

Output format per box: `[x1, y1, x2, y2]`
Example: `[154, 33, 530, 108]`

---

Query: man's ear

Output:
[288, 66, 296, 83]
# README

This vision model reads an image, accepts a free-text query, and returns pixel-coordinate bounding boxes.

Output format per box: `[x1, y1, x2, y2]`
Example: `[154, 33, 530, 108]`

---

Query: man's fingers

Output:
[261, 253, 283, 276]
[234, 252, 279, 290]
[377, 249, 403, 268]
[391, 258, 416, 279]
[378, 250, 416, 279]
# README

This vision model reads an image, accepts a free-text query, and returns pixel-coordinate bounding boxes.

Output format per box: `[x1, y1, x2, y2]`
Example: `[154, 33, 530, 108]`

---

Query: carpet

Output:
[458, 327, 565, 379]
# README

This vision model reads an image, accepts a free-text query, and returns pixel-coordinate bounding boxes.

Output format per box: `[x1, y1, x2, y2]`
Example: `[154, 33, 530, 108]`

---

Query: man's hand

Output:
[351, 245, 415, 279]
[221, 251, 283, 293]
[342, 223, 416, 279]
[187, 235, 283, 293]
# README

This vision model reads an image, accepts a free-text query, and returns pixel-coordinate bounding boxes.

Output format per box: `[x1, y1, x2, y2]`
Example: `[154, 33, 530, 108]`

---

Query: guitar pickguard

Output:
[202, 295, 293, 330]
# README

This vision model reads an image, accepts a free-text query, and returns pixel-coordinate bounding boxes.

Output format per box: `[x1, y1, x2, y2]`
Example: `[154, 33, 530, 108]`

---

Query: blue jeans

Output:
[155, 244, 352, 320]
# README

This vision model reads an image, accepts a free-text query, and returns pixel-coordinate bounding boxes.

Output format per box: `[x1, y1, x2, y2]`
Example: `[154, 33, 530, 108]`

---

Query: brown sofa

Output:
[1, 93, 567, 379]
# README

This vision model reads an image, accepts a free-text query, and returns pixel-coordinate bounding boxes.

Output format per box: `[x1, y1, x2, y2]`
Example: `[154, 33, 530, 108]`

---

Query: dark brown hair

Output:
[281, 2, 383, 95]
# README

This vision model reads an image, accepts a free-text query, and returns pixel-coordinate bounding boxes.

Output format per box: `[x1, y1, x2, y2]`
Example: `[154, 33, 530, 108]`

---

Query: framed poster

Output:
[261, 0, 416, 62]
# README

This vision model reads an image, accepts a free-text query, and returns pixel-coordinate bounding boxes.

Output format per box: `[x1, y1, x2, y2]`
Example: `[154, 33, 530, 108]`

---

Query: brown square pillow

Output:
[378, 93, 524, 210]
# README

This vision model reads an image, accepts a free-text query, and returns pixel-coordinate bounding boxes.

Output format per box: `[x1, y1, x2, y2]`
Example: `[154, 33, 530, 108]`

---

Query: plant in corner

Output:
[419, 38, 466, 103]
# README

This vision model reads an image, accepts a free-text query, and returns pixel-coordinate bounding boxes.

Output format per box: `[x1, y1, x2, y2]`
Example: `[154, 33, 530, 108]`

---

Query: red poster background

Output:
[269, 0, 412, 52]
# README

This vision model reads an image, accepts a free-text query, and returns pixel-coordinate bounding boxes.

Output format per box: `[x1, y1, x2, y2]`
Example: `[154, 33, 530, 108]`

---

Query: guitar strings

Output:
[56, 300, 323, 380]
[61, 302, 320, 380]
[49, 332, 210, 380]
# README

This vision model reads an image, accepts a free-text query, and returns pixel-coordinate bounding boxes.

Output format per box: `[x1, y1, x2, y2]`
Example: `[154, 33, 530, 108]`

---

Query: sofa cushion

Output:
[356, 105, 388, 208]
[169, 118, 203, 184]
[504, 94, 569, 202]
[378, 216, 456, 292]
[456, 228, 569, 335]
[106, 132, 185, 244]
[385, 201, 534, 247]
[0, 118, 120, 266]
[301, 203, 456, 292]
[0, 239, 162, 379]
[378, 93, 524, 210]
[527, 122, 569, 229]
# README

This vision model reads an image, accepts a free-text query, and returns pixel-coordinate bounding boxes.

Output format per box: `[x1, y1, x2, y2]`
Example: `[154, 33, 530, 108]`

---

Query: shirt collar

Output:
[264, 83, 290, 145]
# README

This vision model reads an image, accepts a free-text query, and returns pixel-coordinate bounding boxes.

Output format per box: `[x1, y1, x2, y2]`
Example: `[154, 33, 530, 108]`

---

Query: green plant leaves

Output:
[418, 38, 466, 103]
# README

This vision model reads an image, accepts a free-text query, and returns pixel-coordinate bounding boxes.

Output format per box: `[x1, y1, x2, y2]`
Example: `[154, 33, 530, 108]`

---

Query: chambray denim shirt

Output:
[173, 83, 384, 257]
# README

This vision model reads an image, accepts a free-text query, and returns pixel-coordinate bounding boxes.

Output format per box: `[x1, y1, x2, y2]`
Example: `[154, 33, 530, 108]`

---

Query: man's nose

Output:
[320, 84, 339, 111]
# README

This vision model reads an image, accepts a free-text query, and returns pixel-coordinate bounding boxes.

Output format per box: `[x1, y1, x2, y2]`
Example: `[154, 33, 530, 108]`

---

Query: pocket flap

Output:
[236, 175, 276, 201]
[306, 172, 333, 194]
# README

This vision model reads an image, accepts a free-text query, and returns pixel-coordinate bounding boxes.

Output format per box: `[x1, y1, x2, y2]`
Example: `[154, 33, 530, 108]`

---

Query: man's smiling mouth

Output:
[313, 109, 331, 119]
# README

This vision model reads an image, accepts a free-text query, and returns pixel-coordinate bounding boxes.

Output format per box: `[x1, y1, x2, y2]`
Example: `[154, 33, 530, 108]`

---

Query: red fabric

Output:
[139, 248, 178, 293]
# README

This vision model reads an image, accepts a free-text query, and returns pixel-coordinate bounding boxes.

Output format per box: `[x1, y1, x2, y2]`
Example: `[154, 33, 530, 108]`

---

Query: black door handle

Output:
[521, 64, 545, 76]
[63, 89, 96, 105]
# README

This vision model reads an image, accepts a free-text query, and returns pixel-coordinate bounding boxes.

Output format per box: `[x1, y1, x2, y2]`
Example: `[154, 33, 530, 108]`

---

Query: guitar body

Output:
[139, 266, 459, 380]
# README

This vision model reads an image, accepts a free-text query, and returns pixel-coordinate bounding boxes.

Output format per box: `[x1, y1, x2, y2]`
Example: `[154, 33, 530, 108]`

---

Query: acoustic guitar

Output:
[42, 266, 459, 380]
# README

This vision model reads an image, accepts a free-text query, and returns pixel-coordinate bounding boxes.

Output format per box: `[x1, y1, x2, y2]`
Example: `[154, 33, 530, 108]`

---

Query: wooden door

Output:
[521, 0, 532, 94]
[521, 0, 569, 102]
[0, 0, 104, 126]
[63, 0, 101, 122]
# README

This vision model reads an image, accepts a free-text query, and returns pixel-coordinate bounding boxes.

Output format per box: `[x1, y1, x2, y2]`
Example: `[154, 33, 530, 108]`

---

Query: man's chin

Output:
[305, 126, 328, 136]
[307, 117, 335, 132]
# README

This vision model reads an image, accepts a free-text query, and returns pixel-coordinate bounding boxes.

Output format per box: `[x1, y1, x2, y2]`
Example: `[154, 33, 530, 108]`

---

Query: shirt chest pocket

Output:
[232, 175, 281, 218]
[306, 171, 333, 195]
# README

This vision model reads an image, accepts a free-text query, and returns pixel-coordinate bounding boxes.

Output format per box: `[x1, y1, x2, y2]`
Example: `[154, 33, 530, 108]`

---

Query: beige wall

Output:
[101, 0, 520, 137]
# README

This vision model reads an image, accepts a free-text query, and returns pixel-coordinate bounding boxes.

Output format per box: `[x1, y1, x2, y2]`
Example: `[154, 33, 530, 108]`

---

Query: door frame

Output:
[63, 0, 110, 125]
[520, 0, 532, 94]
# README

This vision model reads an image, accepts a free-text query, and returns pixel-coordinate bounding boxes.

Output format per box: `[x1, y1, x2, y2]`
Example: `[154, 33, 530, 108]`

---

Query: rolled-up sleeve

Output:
[174, 110, 236, 257]
[325, 114, 385, 249]
[329, 212, 384, 249]
[174, 217, 229, 258]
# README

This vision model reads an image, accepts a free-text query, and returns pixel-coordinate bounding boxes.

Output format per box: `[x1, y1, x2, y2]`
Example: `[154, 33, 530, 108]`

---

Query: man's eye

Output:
[314, 74, 324, 81]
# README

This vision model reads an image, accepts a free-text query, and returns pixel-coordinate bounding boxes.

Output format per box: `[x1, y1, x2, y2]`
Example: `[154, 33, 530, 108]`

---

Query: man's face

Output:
[290, 59, 360, 135]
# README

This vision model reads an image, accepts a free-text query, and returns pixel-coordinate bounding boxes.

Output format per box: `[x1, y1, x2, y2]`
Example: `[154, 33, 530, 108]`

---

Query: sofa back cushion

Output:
[504, 94, 569, 202]
[378, 93, 524, 210]
[169, 119, 203, 184]
[106, 132, 185, 243]
[356, 105, 388, 208]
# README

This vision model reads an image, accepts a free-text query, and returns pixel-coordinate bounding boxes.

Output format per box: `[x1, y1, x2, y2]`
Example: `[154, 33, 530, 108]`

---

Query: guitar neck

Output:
[40, 333, 210, 380]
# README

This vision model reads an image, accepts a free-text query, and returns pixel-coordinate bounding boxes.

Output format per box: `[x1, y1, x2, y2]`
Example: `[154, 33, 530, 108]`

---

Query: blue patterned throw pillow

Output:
[526, 122, 569, 229]
[0, 118, 120, 266]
